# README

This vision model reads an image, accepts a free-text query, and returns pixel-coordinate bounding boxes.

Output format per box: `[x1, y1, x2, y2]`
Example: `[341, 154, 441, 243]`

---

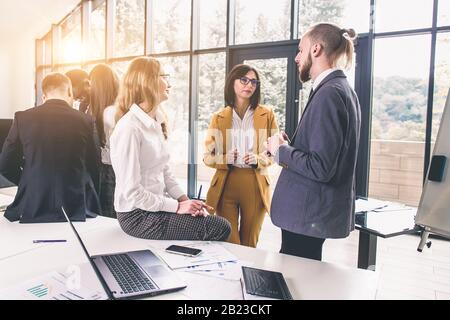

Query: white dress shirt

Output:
[110, 104, 185, 213]
[101, 105, 116, 165]
[312, 67, 339, 91]
[231, 107, 254, 168]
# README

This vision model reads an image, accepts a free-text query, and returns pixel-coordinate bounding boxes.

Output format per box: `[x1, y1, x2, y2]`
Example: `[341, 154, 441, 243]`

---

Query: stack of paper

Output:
[149, 241, 237, 270]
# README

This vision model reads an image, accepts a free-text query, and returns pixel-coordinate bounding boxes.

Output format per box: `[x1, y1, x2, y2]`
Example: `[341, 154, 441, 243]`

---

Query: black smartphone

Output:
[165, 245, 202, 257]
[428, 155, 447, 182]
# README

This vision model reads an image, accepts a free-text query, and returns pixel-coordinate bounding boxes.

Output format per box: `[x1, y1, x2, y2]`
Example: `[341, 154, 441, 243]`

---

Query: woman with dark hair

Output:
[203, 64, 279, 247]
[89, 63, 119, 218]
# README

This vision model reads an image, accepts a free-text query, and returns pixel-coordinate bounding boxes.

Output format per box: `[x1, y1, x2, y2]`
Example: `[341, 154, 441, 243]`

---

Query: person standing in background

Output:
[267, 23, 361, 261]
[89, 64, 120, 218]
[204, 64, 278, 247]
[66, 69, 91, 113]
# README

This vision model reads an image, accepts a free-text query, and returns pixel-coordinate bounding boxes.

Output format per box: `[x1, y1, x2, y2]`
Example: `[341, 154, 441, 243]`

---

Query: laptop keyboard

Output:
[102, 254, 157, 294]
[242, 266, 293, 300]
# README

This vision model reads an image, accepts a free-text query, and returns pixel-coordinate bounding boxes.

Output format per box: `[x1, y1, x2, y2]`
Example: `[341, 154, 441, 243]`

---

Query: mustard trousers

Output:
[216, 168, 266, 248]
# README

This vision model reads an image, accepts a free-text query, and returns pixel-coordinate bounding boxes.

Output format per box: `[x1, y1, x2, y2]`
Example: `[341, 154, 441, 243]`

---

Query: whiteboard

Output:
[415, 88, 450, 238]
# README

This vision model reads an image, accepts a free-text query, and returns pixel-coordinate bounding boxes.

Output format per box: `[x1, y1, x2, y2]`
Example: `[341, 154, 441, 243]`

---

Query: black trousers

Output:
[280, 229, 326, 261]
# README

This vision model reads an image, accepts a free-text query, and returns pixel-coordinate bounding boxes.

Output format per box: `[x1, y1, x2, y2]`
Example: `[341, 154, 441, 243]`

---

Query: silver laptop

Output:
[61, 207, 186, 299]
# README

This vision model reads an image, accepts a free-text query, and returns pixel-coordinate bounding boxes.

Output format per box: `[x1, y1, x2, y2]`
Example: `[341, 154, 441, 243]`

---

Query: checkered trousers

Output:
[117, 209, 231, 241]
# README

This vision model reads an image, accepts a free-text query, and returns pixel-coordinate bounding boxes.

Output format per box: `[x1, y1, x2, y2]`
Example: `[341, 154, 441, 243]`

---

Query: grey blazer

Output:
[270, 70, 361, 239]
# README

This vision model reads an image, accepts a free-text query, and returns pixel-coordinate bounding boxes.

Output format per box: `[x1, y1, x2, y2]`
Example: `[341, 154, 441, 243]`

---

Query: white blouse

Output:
[110, 104, 185, 213]
[101, 105, 116, 165]
[231, 107, 254, 168]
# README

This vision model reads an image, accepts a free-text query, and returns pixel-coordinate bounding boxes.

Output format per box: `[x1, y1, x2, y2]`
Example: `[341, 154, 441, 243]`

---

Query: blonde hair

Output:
[305, 23, 357, 70]
[115, 57, 168, 139]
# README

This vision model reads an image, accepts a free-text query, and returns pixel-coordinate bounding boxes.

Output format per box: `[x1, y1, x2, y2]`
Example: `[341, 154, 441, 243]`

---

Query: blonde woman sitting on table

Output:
[204, 64, 279, 247]
[110, 57, 231, 241]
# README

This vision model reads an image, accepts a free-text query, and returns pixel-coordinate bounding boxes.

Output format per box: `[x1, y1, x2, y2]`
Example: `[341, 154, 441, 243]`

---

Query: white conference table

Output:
[0, 187, 379, 300]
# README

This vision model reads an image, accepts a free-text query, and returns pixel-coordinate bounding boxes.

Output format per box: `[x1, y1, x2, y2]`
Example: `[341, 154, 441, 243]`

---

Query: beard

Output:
[299, 52, 312, 83]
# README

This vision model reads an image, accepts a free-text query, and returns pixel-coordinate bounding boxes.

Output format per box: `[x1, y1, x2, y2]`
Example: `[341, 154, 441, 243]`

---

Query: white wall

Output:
[0, 34, 37, 119]
[0, 47, 12, 118]
[0, 0, 80, 119]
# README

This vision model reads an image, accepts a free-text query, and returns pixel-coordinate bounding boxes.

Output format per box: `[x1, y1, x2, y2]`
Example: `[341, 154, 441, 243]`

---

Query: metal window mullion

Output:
[355, 0, 376, 197]
[187, 0, 197, 198]
[82, 0, 92, 65]
[423, 0, 439, 183]
[225, 0, 236, 74]
[290, 0, 298, 40]
[106, 0, 115, 62]
[145, 0, 154, 55]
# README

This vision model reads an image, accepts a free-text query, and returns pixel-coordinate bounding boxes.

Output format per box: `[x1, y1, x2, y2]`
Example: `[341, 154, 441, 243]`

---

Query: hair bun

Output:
[341, 28, 357, 39]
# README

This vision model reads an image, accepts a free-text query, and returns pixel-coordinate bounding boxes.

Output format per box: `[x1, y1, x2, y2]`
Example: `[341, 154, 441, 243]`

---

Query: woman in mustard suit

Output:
[204, 64, 279, 247]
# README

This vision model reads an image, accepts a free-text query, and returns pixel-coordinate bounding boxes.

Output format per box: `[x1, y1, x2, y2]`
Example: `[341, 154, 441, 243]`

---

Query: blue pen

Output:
[33, 240, 67, 243]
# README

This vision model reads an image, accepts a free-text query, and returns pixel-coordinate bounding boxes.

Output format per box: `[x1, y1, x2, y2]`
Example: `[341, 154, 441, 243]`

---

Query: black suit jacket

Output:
[0, 99, 101, 223]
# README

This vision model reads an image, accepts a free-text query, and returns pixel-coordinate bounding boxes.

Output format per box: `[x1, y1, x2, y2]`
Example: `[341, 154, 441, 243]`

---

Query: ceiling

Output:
[0, 0, 80, 42]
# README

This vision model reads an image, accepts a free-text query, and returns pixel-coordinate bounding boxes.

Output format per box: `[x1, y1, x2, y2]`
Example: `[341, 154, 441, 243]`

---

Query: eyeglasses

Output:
[159, 74, 171, 82]
[239, 76, 260, 87]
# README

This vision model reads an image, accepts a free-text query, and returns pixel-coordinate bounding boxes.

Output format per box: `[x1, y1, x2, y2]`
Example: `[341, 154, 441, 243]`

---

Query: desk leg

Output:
[358, 231, 377, 271]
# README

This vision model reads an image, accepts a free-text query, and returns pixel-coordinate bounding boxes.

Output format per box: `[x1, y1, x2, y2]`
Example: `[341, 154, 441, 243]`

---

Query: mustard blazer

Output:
[203, 105, 279, 213]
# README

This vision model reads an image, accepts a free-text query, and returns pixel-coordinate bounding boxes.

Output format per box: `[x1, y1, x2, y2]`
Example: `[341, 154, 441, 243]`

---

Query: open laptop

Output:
[61, 207, 186, 299]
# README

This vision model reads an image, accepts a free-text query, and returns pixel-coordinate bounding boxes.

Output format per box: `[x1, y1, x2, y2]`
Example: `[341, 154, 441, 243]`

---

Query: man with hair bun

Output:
[267, 23, 361, 261]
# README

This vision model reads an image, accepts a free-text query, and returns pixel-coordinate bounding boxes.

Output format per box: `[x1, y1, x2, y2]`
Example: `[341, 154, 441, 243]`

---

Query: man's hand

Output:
[267, 132, 288, 157]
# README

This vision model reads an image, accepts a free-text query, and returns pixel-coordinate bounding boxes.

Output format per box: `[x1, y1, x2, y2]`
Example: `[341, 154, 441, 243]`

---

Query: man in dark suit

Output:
[0, 73, 101, 223]
[267, 23, 361, 261]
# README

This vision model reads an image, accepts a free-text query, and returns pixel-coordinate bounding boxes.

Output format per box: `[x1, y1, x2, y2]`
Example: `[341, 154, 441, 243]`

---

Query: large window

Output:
[369, 35, 431, 206]
[198, 0, 227, 49]
[438, 0, 450, 27]
[298, 0, 370, 37]
[196, 52, 226, 192]
[150, 0, 191, 53]
[60, 7, 82, 63]
[158, 55, 190, 192]
[87, 1, 106, 60]
[114, 0, 145, 57]
[235, 0, 291, 44]
[433, 33, 450, 142]
[35, 0, 450, 201]
[375, 0, 432, 33]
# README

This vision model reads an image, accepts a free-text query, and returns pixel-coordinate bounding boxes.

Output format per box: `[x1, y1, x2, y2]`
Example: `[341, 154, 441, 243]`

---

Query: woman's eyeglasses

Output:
[239, 76, 260, 87]
[160, 74, 171, 82]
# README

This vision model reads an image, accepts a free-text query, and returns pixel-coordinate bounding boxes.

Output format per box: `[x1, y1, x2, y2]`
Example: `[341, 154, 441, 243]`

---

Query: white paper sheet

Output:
[180, 260, 249, 281]
[0, 271, 106, 300]
[355, 198, 389, 213]
[148, 241, 237, 270]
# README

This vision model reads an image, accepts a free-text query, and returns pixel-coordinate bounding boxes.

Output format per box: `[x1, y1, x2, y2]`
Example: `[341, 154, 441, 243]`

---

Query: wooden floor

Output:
[257, 215, 450, 300]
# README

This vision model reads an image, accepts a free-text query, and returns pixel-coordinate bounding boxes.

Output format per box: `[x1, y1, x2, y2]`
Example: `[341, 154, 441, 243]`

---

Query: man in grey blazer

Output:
[267, 23, 361, 261]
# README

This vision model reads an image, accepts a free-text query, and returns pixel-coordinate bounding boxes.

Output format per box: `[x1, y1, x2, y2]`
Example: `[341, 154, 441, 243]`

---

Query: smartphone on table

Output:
[165, 245, 202, 257]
